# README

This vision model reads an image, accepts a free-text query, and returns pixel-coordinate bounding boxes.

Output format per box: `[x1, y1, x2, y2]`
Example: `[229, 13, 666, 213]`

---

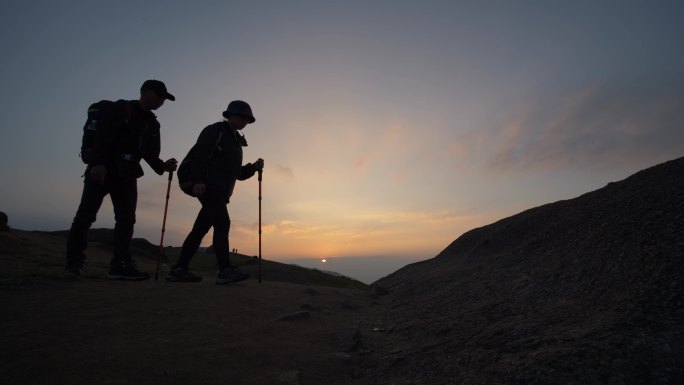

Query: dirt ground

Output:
[0, 230, 386, 385]
[4, 157, 683, 385]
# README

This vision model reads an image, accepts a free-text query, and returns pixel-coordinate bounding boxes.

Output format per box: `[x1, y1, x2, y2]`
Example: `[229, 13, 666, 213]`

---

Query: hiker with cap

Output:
[169, 100, 263, 284]
[64, 80, 178, 280]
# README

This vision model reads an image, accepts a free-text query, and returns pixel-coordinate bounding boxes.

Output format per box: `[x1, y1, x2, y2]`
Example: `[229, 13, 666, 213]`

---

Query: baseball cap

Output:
[141, 80, 175, 101]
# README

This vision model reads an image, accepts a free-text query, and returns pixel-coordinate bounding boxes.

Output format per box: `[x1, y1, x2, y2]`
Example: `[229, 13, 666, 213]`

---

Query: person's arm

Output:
[238, 158, 264, 181]
[190, 124, 222, 184]
[142, 119, 176, 175]
[188, 124, 223, 197]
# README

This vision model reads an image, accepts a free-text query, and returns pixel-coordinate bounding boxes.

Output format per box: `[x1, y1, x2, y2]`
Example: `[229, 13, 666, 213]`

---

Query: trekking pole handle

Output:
[163, 170, 174, 205]
[255, 158, 264, 181]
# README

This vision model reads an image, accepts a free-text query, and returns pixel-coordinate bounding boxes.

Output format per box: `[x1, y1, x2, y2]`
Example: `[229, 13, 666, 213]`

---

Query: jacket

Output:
[179, 121, 258, 198]
[85, 100, 166, 178]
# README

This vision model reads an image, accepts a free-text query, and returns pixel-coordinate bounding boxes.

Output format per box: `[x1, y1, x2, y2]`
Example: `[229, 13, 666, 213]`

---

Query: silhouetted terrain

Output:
[0, 229, 372, 385]
[356, 157, 684, 384]
[2, 157, 683, 384]
[44, 228, 366, 289]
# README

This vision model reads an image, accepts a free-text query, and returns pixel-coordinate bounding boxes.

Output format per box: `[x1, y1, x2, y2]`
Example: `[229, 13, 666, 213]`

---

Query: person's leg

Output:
[175, 192, 216, 269]
[65, 178, 108, 270]
[109, 177, 137, 265]
[208, 190, 249, 284]
[187, 188, 231, 270]
[106, 177, 148, 280]
[209, 193, 231, 271]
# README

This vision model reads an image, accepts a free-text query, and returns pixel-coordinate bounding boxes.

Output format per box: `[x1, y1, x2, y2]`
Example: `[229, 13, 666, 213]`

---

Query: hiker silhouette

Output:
[64, 80, 177, 280]
[168, 100, 263, 284]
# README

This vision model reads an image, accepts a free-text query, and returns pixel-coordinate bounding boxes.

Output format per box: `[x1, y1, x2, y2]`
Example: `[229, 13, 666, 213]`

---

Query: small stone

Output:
[358, 348, 373, 355]
[334, 352, 352, 362]
[277, 370, 302, 385]
[340, 300, 359, 310]
[0, 211, 9, 232]
[336, 328, 362, 352]
[368, 285, 389, 298]
[303, 288, 319, 296]
[276, 311, 311, 321]
[372, 325, 393, 333]
[352, 368, 366, 379]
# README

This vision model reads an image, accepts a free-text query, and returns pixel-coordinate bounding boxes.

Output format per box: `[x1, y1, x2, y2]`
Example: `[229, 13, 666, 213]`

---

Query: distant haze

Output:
[284, 256, 424, 285]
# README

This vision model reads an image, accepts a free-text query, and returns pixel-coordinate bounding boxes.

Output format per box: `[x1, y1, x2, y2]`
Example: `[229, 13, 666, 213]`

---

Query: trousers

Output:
[176, 186, 232, 270]
[66, 176, 137, 266]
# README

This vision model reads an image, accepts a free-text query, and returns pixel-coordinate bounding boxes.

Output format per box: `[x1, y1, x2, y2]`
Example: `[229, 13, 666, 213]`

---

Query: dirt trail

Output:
[0, 230, 384, 385]
[2, 278, 386, 384]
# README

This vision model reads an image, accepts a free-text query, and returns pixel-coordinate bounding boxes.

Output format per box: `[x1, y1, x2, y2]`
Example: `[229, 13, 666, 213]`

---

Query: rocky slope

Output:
[362, 157, 684, 384]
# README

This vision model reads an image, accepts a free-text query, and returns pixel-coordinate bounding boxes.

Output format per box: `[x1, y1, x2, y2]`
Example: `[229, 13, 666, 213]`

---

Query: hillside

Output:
[42, 228, 365, 289]
[0, 228, 375, 385]
[2, 157, 683, 384]
[358, 157, 684, 384]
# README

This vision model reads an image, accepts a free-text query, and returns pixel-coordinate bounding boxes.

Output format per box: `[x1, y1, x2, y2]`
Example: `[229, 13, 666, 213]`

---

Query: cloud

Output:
[274, 164, 294, 179]
[219, 206, 483, 259]
[353, 209, 467, 226]
[353, 157, 370, 173]
[452, 80, 684, 172]
[262, 220, 312, 236]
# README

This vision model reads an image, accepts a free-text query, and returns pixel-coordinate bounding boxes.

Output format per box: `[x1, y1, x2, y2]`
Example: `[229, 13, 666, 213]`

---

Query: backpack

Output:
[177, 128, 223, 196]
[79, 100, 131, 164]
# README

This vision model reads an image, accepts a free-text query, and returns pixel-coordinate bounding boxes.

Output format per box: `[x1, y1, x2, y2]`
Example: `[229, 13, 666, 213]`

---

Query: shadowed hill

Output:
[0, 229, 375, 384]
[2, 158, 683, 384]
[3, 229, 366, 289]
[49, 228, 162, 260]
[366, 157, 684, 384]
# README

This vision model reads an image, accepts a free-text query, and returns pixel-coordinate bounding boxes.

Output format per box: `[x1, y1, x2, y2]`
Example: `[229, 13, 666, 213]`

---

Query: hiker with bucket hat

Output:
[170, 100, 263, 284]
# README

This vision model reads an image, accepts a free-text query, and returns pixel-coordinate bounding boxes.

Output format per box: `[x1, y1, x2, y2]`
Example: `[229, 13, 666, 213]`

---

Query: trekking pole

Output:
[156, 171, 174, 281]
[258, 167, 263, 284]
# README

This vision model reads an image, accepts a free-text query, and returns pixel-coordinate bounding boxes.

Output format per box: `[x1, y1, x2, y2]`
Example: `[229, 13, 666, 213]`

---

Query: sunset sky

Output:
[1, 1, 683, 282]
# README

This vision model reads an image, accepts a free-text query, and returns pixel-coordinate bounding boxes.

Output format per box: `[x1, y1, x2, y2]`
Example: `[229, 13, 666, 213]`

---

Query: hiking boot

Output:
[216, 266, 250, 285]
[166, 267, 202, 282]
[106, 260, 150, 281]
[63, 262, 84, 280]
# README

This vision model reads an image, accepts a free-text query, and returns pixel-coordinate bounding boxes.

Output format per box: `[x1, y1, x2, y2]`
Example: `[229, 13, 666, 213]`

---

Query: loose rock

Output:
[276, 311, 311, 321]
[0, 211, 9, 232]
[336, 328, 363, 352]
[303, 288, 319, 296]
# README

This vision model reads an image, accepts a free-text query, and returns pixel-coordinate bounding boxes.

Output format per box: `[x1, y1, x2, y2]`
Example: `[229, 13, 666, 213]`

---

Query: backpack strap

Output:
[215, 131, 224, 153]
[115, 99, 133, 124]
[209, 127, 223, 160]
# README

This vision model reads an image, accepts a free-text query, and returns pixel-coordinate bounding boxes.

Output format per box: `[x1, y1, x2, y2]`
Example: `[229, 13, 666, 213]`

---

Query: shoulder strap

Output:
[114, 99, 133, 123]
[209, 124, 224, 159]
